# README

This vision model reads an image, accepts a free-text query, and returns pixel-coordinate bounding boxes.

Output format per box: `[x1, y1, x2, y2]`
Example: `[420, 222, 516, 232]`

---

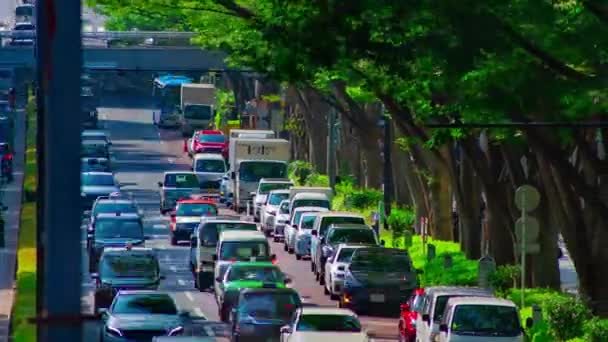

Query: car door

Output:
[189, 226, 199, 271]
[310, 217, 322, 266]
[324, 247, 338, 286]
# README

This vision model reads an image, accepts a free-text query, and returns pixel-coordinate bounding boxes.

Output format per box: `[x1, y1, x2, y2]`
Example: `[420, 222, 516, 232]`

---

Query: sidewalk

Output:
[0, 108, 26, 342]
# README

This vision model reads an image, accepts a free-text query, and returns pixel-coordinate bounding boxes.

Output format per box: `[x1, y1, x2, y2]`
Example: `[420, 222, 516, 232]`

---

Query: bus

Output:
[152, 74, 193, 128]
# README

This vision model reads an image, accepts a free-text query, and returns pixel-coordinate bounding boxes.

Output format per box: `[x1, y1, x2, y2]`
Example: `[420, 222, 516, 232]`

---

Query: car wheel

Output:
[324, 283, 330, 295]
[283, 243, 288, 252]
[311, 262, 315, 273]
[288, 247, 294, 255]
[319, 272, 325, 285]
[296, 254, 302, 260]
[330, 293, 339, 300]
[315, 270, 320, 281]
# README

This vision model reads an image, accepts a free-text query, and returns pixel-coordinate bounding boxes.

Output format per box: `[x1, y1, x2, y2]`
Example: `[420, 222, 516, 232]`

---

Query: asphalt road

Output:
[79, 100, 399, 341]
[0, 0, 17, 27]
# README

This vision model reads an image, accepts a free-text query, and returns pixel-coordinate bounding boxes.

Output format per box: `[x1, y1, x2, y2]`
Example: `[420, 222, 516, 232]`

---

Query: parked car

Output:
[284, 206, 327, 254]
[252, 178, 294, 222]
[398, 288, 425, 342]
[323, 244, 369, 300]
[279, 307, 370, 342]
[261, 189, 290, 236]
[273, 199, 291, 242]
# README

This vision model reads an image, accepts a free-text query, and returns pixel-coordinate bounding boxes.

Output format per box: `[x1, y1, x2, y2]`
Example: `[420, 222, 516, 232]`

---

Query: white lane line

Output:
[177, 279, 186, 286]
[185, 292, 194, 301]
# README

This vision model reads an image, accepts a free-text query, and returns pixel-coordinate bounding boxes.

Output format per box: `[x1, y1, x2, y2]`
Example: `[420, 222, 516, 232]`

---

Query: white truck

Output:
[288, 187, 333, 215]
[229, 129, 275, 140]
[228, 138, 290, 212]
[180, 83, 216, 137]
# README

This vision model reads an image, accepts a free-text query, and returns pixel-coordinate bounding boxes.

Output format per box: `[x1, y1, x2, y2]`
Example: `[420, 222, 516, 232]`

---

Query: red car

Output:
[169, 198, 219, 245]
[399, 288, 425, 342]
[184, 130, 228, 158]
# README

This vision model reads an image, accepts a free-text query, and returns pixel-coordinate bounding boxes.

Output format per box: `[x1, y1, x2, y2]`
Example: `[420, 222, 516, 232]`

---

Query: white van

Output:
[192, 153, 227, 184]
[438, 297, 524, 342]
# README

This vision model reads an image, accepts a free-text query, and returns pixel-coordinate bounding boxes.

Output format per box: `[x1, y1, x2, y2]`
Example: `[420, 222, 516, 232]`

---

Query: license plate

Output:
[201, 266, 213, 272]
[370, 294, 385, 303]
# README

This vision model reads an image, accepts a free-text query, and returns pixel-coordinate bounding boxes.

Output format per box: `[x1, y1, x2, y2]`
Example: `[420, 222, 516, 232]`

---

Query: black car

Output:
[82, 157, 111, 173]
[340, 247, 421, 315]
[314, 224, 381, 285]
[87, 212, 146, 272]
[99, 291, 190, 342]
[230, 287, 302, 342]
[92, 247, 163, 311]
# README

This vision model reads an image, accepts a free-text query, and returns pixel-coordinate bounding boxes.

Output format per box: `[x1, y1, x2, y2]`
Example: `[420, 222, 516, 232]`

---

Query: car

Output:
[340, 247, 420, 315]
[158, 172, 203, 214]
[169, 198, 218, 245]
[151, 320, 230, 341]
[398, 288, 425, 342]
[229, 288, 302, 342]
[415, 286, 494, 342]
[437, 297, 525, 342]
[289, 192, 331, 214]
[81, 157, 111, 173]
[189, 218, 259, 291]
[186, 130, 227, 158]
[273, 200, 291, 242]
[81, 172, 121, 209]
[82, 130, 111, 145]
[261, 189, 290, 236]
[284, 207, 328, 255]
[191, 153, 226, 186]
[215, 262, 290, 322]
[252, 178, 294, 222]
[99, 291, 190, 341]
[92, 247, 163, 312]
[85, 197, 142, 234]
[279, 307, 370, 342]
[323, 244, 369, 300]
[293, 212, 323, 260]
[314, 223, 381, 284]
[81, 139, 110, 159]
[310, 212, 366, 275]
[86, 212, 145, 272]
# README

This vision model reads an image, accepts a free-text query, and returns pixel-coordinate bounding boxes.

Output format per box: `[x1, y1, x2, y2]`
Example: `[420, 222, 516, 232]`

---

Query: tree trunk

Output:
[427, 149, 454, 240]
[457, 152, 482, 259]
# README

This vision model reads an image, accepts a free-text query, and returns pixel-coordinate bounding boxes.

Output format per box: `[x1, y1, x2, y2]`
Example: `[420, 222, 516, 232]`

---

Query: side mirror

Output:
[250, 192, 256, 197]
[271, 254, 277, 262]
[284, 278, 292, 284]
[170, 212, 176, 218]
[380, 240, 386, 246]
[157, 181, 163, 187]
[422, 314, 430, 323]
[280, 326, 292, 334]
[311, 230, 318, 236]
[526, 317, 534, 329]
[439, 323, 448, 332]
[212, 255, 217, 261]
[107, 141, 112, 146]
[215, 277, 222, 282]
[400, 303, 410, 312]
[190, 167, 194, 171]
[87, 233, 93, 240]
[292, 224, 298, 229]
[230, 172, 235, 180]
[144, 236, 151, 240]
[91, 273, 99, 279]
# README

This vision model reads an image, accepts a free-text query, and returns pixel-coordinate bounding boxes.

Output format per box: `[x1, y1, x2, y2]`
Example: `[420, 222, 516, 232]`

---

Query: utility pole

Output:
[327, 108, 337, 190]
[36, 0, 83, 341]
[381, 107, 392, 230]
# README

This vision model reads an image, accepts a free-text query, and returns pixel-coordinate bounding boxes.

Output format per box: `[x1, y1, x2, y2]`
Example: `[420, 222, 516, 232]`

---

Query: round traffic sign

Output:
[515, 216, 540, 243]
[515, 185, 540, 212]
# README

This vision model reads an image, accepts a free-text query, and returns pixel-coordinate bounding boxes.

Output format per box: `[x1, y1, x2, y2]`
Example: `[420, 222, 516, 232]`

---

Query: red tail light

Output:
[231, 258, 236, 263]
[2, 153, 12, 161]
[271, 258, 278, 265]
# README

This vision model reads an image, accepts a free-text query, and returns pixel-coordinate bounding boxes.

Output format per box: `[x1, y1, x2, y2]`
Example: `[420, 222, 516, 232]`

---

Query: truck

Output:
[229, 129, 275, 140]
[180, 83, 216, 137]
[228, 138, 290, 212]
[288, 187, 333, 214]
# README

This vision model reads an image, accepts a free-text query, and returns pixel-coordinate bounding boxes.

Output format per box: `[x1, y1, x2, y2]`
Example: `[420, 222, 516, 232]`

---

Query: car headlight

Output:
[168, 326, 184, 336]
[105, 326, 123, 337]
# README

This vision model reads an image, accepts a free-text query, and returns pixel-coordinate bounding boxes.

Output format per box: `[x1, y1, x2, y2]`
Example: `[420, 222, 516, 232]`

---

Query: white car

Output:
[253, 178, 294, 222]
[261, 189, 290, 236]
[284, 206, 328, 254]
[273, 199, 291, 242]
[280, 307, 370, 342]
[324, 244, 366, 299]
[294, 212, 324, 260]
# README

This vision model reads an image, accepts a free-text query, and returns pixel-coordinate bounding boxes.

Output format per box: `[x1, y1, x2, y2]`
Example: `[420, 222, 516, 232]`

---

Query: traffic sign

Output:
[515, 216, 540, 243]
[515, 185, 540, 212]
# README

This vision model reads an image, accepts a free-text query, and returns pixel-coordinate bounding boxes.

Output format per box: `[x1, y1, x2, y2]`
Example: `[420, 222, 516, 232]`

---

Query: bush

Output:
[346, 188, 383, 209]
[387, 208, 415, 233]
[489, 264, 520, 295]
[584, 317, 608, 342]
[288, 160, 315, 185]
[545, 295, 590, 341]
[304, 173, 329, 187]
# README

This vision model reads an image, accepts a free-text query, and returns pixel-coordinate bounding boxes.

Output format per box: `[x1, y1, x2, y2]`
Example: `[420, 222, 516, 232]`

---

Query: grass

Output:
[11, 95, 37, 342]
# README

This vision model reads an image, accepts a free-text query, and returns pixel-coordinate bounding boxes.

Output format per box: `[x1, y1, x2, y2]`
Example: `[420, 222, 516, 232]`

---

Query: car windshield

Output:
[279, 202, 290, 214]
[268, 193, 289, 205]
[164, 173, 199, 188]
[293, 199, 330, 209]
[434, 295, 456, 322]
[300, 216, 317, 229]
[327, 229, 376, 245]
[176, 203, 217, 216]
[93, 202, 137, 216]
[320, 217, 364, 235]
[297, 314, 361, 332]
[238, 292, 300, 321]
[100, 254, 159, 277]
[195, 159, 226, 173]
[220, 241, 269, 261]
[94, 219, 143, 239]
[199, 134, 225, 143]
[336, 247, 357, 262]
[81, 143, 108, 158]
[350, 250, 411, 272]
[259, 182, 291, 194]
[200, 223, 258, 246]
[239, 162, 287, 182]
[112, 294, 177, 315]
[227, 266, 284, 283]
[15, 7, 33, 16]
[184, 105, 212, 120]
[82, 174, 115, 186]
[451, 305, 521, 336]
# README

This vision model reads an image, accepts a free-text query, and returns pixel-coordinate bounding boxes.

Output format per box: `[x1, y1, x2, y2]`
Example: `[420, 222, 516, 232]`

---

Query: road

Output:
[0, 0, 17, 28]
[80, 97, 399, 341]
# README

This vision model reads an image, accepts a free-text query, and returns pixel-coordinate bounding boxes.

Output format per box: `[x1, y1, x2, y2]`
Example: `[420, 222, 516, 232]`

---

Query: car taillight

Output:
[194, 142, 203, 151]
[2, 153, 12, 161]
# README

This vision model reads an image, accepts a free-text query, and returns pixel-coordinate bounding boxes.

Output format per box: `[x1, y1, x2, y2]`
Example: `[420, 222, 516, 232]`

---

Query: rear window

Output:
[199, 134, 225, 143]
[300, 215, 317, 229]
[320, 216, 364, 235]
[327, 228, 376, 245]
[176, 202, 217, 216]
[219, 241, 269, 261]
[451, 304, 521, 337]
[259, 182, 292, 194]
[297, 314, 361, 332]
[165, 173, 199, 188]
[268, 193, 289, 205]
[350, 249, 411, 272]
[93, 202, 137, 216]
[293, 199, 330, 209]
[100, 254, 158, 277]
[199, 222, 258, 246]
[195, 159, 226, 173]
[238, 292, 300, 320]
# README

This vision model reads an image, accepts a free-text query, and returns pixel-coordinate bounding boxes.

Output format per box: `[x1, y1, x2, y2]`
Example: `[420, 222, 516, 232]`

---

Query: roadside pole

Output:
[514, 185, 541, 310]
[37, 0, 83, 341]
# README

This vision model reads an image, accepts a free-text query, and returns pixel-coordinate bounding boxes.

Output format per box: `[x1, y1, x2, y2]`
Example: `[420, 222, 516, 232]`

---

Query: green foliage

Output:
[287, 160, 315, 186]
[387, 207, 415, 242]
[583, 317, 608, 342]
[304, 173, 329, 187]
[214, 88, 235, 129]
[489, 264, 520, 295]
[544, 296, 591, 341]
[346, 188, 383, 209]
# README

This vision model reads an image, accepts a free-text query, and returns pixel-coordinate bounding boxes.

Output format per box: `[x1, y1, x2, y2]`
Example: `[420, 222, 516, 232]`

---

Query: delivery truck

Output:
[228, 138, 290, 212]
[180, 83, 216, 137]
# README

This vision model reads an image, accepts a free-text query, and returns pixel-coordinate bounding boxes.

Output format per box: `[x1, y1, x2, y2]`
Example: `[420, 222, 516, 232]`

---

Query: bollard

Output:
[427, 243, 436, 261]
[532, 304, 542, 324]
[443, 254, 453, 269]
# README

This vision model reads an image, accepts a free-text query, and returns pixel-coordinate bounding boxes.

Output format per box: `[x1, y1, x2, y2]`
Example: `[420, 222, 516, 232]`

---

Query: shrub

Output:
[489, 264, 520, 295]
[545, 295, 590, 341]
[346, 188, 383, 209]
[304, 173, 329, 187]
[288, 160, 315, 185]
[584, 317, 608, 342]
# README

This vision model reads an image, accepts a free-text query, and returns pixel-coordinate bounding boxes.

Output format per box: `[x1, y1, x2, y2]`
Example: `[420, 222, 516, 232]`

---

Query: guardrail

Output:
[0, 31, 198, 39]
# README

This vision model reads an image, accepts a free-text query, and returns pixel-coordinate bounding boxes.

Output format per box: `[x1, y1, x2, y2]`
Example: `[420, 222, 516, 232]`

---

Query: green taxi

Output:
[214, 261, 291, 322]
